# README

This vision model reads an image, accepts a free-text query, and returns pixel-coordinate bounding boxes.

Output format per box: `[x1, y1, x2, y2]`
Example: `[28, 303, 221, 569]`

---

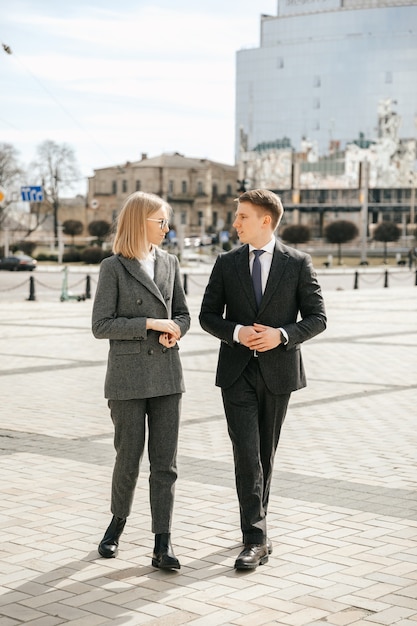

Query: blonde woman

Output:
[92, 191, 190, 569]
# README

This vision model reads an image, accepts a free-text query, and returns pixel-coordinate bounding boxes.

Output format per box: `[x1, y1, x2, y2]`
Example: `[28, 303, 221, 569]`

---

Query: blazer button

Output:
[136, 298, 142, 305]
[148, 348, 154, 355]
[161, 347, 167, 353]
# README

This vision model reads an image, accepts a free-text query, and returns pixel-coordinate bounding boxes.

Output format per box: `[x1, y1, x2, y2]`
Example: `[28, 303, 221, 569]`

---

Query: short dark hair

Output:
[236, 189, 284, 230]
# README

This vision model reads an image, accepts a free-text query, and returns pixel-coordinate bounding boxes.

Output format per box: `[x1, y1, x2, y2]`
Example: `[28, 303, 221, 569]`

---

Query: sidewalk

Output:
[0, 286, 416, 625]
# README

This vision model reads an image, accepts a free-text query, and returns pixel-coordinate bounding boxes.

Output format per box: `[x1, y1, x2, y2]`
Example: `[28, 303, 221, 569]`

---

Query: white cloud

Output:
[0, 0, 276, 192]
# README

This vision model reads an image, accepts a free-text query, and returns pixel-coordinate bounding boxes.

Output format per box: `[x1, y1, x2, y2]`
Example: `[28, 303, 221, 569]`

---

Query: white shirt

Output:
[233, 237, 289, 345]
[138, 246, 156, 280]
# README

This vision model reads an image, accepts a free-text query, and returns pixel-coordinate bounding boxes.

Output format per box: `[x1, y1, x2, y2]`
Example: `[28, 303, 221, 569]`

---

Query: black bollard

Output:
[27, 275, 36, 301]
[183, 273, 188, 295]
[85, 274, 91, 299]
[384, 269, 389, 288]
[354, 271, 359, 290]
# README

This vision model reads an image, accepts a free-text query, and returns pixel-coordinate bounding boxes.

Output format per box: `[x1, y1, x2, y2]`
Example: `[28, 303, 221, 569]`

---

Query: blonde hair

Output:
[113, 192, 171, 259]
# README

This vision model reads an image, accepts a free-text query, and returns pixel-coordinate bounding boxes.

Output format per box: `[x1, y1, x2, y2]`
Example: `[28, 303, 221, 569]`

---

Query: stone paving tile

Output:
[0, 287, 416, 624]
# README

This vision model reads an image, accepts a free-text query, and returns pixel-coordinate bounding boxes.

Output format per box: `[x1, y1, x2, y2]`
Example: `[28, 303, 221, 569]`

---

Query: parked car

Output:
[0, 255, 37, 271]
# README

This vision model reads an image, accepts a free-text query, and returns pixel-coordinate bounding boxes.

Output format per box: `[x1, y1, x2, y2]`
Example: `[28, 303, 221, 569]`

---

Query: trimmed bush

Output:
[80, 247, 113, 264]
[63, 249, 82, 263]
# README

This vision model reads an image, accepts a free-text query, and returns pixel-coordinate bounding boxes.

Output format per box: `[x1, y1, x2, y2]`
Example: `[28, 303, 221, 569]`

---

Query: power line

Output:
[1, 41, 116, 165]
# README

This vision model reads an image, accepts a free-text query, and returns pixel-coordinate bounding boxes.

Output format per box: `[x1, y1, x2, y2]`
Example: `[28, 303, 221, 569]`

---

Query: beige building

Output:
[87, 152, 238, 238]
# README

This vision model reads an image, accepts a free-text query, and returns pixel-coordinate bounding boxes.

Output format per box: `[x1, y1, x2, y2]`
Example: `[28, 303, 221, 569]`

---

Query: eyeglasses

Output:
[147, 218, 170, 230]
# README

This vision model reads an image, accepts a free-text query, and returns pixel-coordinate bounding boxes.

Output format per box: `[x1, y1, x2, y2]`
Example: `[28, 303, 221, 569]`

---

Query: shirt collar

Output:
[249, 237, 275, 255]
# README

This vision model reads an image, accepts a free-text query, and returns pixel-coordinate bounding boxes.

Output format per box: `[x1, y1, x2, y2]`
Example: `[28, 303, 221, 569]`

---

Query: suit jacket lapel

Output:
[235, 244, 258, 311]
[258, 241, 289, 313]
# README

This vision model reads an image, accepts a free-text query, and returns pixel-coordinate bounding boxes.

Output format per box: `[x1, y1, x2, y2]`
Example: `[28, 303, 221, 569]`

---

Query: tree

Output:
[373, 221, 401, 264]
[63, 219, 84, 245]
[31, 140, 80, 244]
[324, 220, 359, 265]
[0, 143, 24, 227]
[281, 224, 311, 247]
[88, 220, 111, 247]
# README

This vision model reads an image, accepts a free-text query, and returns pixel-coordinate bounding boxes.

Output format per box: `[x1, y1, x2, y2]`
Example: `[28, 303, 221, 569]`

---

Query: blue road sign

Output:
[21, 186, 44, 202]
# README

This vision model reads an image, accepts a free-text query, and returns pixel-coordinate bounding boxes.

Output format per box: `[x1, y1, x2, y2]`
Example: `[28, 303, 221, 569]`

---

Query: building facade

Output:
[87, 152, 238, 238]
[236, 0, 417, 160]
[236, 2, 417, 238]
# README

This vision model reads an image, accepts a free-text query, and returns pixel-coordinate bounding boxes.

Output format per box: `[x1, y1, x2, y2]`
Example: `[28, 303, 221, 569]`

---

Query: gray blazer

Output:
[92, 250, 190, 400]
[199, 240, 326, 395]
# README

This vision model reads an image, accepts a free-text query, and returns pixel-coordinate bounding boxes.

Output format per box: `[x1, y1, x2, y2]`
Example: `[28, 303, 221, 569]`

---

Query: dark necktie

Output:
[252, 249, 265, 308]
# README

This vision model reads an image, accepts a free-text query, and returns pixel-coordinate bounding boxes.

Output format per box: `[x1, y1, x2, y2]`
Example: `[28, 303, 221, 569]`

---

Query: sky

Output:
[0, 0, 278, 195]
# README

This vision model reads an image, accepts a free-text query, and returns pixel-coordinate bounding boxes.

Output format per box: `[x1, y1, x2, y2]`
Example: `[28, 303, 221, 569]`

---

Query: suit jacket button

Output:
[136, 298, 142, 305]
[161, 347, 167, 353]
[148, 348, 154, 355]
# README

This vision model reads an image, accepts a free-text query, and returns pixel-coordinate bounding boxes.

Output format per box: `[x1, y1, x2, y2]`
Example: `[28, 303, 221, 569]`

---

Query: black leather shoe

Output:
[242, 538, 273, 554]
[152, 533, 181, 570]
[98, 516, 126, 558]
[235, 543, 268, 570]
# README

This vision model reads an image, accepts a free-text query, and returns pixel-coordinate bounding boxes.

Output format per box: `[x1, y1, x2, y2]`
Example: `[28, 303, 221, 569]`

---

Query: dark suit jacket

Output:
[92, 250, 190, 400]
[199, 240, 326, 394]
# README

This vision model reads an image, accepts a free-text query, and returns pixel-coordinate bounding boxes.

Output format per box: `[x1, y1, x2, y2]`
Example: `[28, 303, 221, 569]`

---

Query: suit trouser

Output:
[108, 394, 181, 534]
[221, 358, 290, 545]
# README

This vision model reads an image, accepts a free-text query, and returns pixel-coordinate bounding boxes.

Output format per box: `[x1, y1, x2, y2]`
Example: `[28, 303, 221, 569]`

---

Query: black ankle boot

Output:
[98, 516, 126, 558]
[152, 533, 180, 570]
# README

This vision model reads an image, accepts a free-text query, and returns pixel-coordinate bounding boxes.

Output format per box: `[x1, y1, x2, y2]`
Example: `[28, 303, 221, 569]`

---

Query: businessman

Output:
[199, 189, 326, 570]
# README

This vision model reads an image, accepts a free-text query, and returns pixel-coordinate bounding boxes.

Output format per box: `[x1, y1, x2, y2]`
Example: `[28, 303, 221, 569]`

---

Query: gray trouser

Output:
[108, 395, 181, 534]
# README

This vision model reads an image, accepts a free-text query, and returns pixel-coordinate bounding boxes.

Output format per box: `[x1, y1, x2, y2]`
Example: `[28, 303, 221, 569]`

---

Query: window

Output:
[112, 181, 117, 194]
[277, 57, 284, 69]
[313, 75, 321, 87]
[168, 180, 174, 194]
[226, 184, 232, 196]
[181, 180, 187, 194]
[198, 211, 203, 226]
[197, 181, 204, 195]
[122, 180, 128, 193]
[212, 183, 218, 197]
[136, 180, 141, 191]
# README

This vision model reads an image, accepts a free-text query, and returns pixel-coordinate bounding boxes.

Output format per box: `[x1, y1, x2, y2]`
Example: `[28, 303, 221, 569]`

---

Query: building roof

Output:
[95, 152, 236, 173]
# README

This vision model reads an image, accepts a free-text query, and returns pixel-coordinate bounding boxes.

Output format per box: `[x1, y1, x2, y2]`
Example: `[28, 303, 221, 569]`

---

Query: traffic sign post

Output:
[21, 186, 44, 202]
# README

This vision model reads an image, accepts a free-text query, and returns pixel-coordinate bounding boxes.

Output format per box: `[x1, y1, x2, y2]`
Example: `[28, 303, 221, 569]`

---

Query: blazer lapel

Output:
[258, 242, 289, 313]
[234, 244, 258, 311]
[153, 248, 170, 298]
[117, 255, 166, 305]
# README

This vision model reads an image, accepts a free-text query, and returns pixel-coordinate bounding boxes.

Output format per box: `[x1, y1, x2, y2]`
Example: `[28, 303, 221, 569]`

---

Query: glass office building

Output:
[235, 0, 417, 159]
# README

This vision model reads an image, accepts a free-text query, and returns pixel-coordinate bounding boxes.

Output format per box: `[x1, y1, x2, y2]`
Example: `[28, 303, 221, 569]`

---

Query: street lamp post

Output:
[410, 173, 415, 234]
[359, 160, 370, 265]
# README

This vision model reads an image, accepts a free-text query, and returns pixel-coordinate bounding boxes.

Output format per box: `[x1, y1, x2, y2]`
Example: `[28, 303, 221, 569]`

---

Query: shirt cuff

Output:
[279, 327, 289, 345]
[234, 324, 243, 343]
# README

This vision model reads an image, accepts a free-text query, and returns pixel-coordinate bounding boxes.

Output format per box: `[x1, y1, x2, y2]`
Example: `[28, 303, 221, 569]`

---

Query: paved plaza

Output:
[0, 281, 416, 625]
